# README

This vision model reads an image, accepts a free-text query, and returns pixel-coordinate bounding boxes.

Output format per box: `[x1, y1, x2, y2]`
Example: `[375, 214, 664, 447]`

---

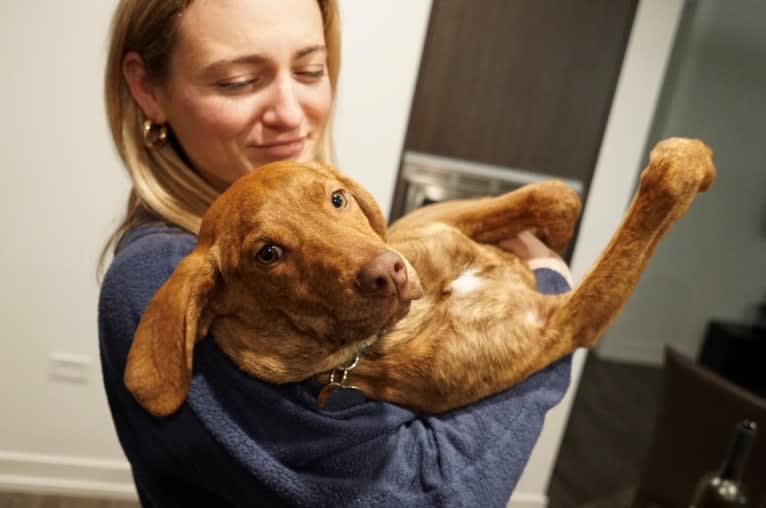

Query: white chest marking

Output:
[525, 310, 544, 328]
[449, 268, 484, 295]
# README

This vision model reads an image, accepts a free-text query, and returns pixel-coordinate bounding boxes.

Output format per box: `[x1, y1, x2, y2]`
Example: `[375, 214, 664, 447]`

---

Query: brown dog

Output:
[125, 137, 715, 416]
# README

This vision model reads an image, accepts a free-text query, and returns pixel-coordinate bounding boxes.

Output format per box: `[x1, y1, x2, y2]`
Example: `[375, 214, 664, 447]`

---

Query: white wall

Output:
[333, 1, 432, 214]
[0, 0, 136, 496]
[597, 0, 766, 365]
[0, 0, 433, 500]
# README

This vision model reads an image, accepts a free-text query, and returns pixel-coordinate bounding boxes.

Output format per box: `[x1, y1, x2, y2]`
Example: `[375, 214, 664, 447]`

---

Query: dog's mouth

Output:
[373, 295, 409, 333]
[274, 250, 423, 346]
[369, 272, 422, 326]
[328, 292, 413, 344]
[328, 251, 422, 341]
[380, 299, 412, 335]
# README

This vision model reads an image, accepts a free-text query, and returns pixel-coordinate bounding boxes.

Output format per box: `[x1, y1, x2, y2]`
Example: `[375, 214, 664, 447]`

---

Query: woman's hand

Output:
[499, 230, 573, 287]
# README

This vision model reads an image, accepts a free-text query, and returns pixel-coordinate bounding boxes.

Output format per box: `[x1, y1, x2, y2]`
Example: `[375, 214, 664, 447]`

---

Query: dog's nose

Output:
[355, 251, 408, 297]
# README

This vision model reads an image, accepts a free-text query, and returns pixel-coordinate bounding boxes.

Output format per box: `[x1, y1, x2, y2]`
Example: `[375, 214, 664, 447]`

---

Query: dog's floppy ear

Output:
[124, 246, 218, 416]
[327, 166, 388, 241]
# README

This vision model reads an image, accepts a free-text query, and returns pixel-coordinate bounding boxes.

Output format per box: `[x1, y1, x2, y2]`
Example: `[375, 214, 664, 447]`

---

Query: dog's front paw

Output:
[520, 180, 582, 254]
[640, 138, 716, 202]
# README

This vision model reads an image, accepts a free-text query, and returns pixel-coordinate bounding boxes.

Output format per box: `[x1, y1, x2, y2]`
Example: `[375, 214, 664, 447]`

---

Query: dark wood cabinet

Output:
[391, 0, 638, 219]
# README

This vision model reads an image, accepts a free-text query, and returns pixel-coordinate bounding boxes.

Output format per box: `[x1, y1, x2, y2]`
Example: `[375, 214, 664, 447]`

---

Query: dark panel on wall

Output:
[402, 0, 637, 184]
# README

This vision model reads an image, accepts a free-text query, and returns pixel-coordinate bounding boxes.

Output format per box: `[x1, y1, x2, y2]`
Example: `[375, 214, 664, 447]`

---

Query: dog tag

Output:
[317, 383, 365, 409]
[317, 382, 343, 409]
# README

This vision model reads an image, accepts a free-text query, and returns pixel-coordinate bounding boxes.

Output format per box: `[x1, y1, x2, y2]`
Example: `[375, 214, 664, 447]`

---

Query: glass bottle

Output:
[689, 420, 758, 507]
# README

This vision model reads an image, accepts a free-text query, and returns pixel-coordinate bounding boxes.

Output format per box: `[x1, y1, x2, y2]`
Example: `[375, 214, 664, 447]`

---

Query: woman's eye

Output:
[256, 244, 283, 264]
[331, 191, 346, 209]
[296, 68, 326, 80]
[216, 79, 257, 91]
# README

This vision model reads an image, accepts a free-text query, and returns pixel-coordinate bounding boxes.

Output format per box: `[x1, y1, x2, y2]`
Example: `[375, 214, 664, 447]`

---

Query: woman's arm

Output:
[500, 229, 574, 287]
[99, 226, 574, 508]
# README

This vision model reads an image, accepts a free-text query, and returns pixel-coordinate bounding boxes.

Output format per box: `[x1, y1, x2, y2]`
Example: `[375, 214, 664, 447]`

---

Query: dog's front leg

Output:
[389, 180, 582, 255]
[512, 138, 716, 382]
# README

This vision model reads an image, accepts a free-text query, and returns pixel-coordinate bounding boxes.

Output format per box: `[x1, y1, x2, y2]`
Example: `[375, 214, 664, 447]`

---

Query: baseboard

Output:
[0, 451, 137, 500]
[507, 491, 548, 508]
[0, 450, 548, 506]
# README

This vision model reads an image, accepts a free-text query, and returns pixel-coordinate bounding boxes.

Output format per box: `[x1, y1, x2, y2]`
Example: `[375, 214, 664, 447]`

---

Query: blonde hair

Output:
[100, 0, 341, 272]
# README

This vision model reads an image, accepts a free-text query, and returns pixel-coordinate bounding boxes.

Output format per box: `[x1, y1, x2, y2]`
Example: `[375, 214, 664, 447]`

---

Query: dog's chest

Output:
[442, 264, 539, 314]
[448, 268, 484, 295]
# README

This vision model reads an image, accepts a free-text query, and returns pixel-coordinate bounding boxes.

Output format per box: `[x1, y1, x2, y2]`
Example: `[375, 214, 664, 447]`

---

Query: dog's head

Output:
[125, 161, 423, 416]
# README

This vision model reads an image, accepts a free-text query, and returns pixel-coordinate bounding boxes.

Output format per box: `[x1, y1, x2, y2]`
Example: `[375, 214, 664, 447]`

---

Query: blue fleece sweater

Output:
[98, 224, 572, 508]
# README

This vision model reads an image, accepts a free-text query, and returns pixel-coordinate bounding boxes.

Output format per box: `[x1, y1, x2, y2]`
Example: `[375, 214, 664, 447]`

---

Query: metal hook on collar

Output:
[339, 352, 360, 371]
[318, 348, 367, 409]
[328, 352, 360, 386]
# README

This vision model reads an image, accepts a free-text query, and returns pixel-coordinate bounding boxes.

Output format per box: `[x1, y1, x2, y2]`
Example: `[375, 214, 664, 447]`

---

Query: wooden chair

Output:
[632, 347, 766, 508]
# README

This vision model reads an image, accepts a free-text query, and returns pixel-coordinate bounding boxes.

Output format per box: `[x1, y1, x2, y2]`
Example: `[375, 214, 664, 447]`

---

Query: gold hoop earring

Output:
[143, 120, 168, 149]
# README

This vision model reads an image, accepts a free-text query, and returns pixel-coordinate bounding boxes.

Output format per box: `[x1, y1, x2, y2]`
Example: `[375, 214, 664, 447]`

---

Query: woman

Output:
[99, 1, 573, 506]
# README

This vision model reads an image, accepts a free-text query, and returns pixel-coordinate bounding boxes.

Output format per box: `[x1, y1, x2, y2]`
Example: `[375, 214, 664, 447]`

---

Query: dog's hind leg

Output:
[389, 180, 582, 255]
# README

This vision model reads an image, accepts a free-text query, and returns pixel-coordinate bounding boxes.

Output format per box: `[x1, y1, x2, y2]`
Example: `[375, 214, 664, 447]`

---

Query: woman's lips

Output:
[252, 138, 305, 160]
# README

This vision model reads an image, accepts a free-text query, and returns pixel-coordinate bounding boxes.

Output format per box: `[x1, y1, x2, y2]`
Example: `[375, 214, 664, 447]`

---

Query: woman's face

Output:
[152, 0, 332, 190]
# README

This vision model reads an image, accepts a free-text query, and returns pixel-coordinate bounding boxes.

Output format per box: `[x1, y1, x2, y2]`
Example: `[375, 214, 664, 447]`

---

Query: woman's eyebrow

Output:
[199, 45, 327, 76]
[295, 45, 327, 59]
[200, 55, 266, 76]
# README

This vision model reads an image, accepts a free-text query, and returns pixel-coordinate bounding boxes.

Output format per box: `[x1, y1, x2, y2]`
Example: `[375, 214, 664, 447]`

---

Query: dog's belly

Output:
[444, 263, 548, 337]
[363, 257, 561, 407]
[393, 222, 552, 348]
[448, 268, 544, 320]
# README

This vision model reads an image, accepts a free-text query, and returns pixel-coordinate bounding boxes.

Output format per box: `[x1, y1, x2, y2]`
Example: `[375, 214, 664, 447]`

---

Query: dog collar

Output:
[317, 345, 367, 409]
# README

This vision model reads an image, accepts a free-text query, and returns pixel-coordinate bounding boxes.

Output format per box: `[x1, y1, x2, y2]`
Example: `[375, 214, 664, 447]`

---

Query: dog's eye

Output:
[256, 244, 283, 264]
[331, 191, 346, 209]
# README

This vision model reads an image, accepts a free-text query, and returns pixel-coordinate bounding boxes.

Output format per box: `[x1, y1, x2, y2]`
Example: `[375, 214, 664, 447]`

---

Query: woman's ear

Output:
[124, 246, 219, 416]
[326, 165, 388, 242]
[122, 51, 168, 123]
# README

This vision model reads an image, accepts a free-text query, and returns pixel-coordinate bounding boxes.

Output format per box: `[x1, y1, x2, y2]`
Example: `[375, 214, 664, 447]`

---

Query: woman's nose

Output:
[262, 78, 304, 129]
